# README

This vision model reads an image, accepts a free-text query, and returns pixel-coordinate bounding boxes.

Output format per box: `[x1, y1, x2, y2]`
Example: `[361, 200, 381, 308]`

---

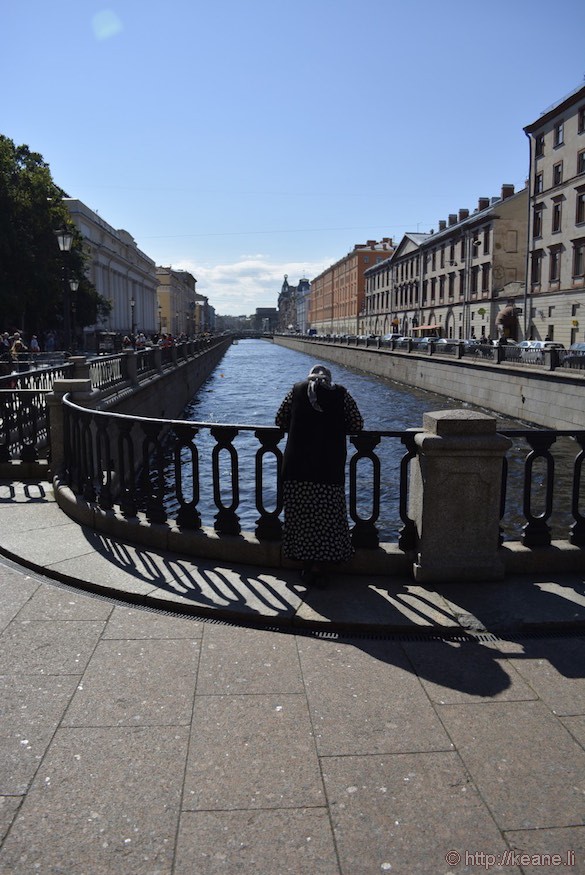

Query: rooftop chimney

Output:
[501, 184, 515, 200]
[438, 220, 446, 231]
[448, 214, 458, 226]
[478, 197, 490, 211]
[458, 209, 469, 221]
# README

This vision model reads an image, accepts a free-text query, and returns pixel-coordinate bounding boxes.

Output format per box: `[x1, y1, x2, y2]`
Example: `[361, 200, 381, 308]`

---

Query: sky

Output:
[2, 1, 585, 316]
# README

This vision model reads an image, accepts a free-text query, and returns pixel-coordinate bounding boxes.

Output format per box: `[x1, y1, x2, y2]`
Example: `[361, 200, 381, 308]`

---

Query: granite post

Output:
[410, 410, 512, 582]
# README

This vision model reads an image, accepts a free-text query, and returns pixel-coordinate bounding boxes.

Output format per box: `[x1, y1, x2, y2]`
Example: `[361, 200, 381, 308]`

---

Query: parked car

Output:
[520, 340, 565, 362]
[382, 333, 405, 342]
[562, 341, 585, 368]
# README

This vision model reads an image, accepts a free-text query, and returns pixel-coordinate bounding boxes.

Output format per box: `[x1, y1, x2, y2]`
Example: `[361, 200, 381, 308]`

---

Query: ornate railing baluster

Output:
[397, 431, 418, 551]
[173, 425, 202, 529]
[211, 425, 241, 534]
[522, 431, 556, 547]
[254, 428, 283, 541]
[69, 404, 84, 494]
[81, 411, 97, 502]
[0, 393, 10, 462]
[499, 455, 508, 545]
[140, 421, 167, 524]
[95, 417, 114, 510]
[349, 431, 381, 548]
[570, 433, 585, 546]
[117, 419, 138, 517]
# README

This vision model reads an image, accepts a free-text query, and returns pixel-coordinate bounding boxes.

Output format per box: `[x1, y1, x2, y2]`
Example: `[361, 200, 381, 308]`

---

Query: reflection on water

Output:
[163, 339, 581, 542]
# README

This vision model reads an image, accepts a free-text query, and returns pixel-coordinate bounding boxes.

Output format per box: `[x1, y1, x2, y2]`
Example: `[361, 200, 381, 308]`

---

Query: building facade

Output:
[524, 84, 585, 346]
[156, 268, 208, 336]
[277, 276, 311, 333]
[64, 199, 158, 339]
[309, 239, 394, 335]
[253, 307, 278, 332]
[365, 188, 527, 341]
[362, 236, 427, 336]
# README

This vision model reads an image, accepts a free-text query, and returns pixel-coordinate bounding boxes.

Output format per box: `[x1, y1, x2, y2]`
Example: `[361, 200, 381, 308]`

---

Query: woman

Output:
[275, 364, 363, 585]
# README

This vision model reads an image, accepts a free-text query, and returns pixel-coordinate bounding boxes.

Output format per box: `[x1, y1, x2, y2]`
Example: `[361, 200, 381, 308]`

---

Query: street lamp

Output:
[130, 298, 135, 335]
[158, 303, 162, 333]
[69, 277, 79, 351]
[55, 228, 74, 350]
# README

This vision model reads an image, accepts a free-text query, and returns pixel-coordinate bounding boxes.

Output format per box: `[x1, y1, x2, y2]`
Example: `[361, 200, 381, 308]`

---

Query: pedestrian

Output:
[275, 364, 363, 586]
[30, 335, 40, 354]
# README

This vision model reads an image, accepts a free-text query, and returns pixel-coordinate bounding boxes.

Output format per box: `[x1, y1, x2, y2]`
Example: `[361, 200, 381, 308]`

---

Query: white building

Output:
[64, 199, 158, 340]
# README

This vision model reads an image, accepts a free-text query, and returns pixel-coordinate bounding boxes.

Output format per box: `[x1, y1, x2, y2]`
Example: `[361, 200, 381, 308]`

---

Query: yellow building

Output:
[156, 268, 207, 336]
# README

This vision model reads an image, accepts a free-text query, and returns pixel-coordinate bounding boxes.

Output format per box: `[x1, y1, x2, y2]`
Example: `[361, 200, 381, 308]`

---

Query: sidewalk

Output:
[1, 481, 585, 872]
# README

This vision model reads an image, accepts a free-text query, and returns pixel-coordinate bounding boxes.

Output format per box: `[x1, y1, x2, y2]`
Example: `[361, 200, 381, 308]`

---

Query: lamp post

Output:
[54, 228, 74, 350]
[69, 277, 79, 351]
[130, 298, 135, 335]
[158, 303, 162, 334]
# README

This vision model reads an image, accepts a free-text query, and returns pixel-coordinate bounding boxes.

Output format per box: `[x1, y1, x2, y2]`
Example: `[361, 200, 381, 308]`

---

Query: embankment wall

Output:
[274, 337, 584, 429]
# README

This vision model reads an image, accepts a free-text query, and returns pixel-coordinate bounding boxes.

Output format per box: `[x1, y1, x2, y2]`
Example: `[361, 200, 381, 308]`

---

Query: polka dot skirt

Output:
[282, 480, 353, 562]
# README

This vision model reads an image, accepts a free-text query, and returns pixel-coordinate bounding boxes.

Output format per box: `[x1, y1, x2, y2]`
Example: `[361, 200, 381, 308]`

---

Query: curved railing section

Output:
[61, 395, 585, 551]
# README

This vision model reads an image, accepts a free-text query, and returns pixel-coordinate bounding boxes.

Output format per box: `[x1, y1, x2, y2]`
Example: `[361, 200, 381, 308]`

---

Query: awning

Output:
[412, 324, 440, 332]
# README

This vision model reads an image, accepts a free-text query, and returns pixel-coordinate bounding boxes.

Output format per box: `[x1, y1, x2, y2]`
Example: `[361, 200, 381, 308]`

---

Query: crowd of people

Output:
[121, 331, 191, 350]
[0, 330, 44, 376]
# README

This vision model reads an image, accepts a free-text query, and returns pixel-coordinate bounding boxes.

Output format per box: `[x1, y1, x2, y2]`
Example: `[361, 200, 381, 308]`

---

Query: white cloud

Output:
[173, 255, 332, 315]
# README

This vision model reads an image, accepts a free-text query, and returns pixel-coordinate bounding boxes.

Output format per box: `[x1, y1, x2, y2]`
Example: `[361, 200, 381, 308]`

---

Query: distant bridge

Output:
[231, 331, 274, 340]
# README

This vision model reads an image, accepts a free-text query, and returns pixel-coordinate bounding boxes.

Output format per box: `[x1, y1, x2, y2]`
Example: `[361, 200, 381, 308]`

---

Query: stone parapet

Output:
[410, 410, 512, 582]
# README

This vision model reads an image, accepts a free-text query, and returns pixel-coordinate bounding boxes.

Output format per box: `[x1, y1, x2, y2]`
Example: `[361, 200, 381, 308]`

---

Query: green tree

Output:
[0, 135, 110, 343]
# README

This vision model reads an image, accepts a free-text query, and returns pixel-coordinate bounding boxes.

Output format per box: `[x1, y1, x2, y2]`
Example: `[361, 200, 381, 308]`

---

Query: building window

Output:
[448, 273, 455, 298]
[481, 263, 490, 292]
[549, 246, 561, 282]
[574, 240, 585, 278]
[552, 200, 562, 233]
[483, 227, 490, 254]
[531, 250, 543, 285]
[439, 275, 445, 301]
[458, 270, 465, 297]
[553, 121, 564, 147]
[533, 204, 544, 238]
[577, 191, 585, 225]
[535, 171, 544, 194]
[431, 251, 436, 270]
[440, 247, 445, 269]
[579, 150, 585, 176]
[431, 278, 436, 301]
[470, 266, 479, 294]
[553, 162, 563, 186]
[535, 133, 545, 157]
[460, 237, 466, 259]
[579, 106, 585, 134]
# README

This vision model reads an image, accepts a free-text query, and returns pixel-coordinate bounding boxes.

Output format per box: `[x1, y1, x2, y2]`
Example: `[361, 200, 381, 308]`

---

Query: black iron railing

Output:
[295, 334, 585, 371]
[61, 396, 585, 549]
[0, 360, 74, 389]
[0, 389, 51, 463]
[0, 339, 229, 464]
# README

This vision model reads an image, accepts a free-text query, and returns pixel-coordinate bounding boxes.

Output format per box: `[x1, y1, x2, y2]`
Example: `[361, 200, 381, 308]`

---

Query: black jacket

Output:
[280, 380, 350, 486]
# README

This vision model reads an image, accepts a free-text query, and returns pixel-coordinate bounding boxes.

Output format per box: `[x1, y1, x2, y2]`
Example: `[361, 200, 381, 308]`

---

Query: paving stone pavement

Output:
[1, 481, 585, 873]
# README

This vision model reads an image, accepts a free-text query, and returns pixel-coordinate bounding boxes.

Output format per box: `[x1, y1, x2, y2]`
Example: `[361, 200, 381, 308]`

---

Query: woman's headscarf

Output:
[307, 364, 333, 412]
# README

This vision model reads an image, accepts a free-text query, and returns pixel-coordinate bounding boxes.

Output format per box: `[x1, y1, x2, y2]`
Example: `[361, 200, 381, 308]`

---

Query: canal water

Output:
[166, 339, 579, 542]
